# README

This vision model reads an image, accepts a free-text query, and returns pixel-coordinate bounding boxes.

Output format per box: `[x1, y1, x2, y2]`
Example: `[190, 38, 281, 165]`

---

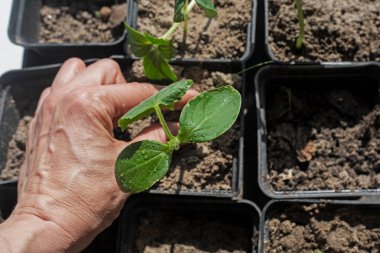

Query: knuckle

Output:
[64, 57, 85, 68]
[41, 95, 56, 113]
[96, 59, 120, 73]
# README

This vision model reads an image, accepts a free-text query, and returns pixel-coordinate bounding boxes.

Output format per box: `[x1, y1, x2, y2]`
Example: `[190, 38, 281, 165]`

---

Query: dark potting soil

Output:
[265, 203, 380, 253]
[266, 86, 380, 191]
[0, 116, 32, 181]
[39, 0, 127, 43]
[268, 0, 380, 62]
[136, 0, 252, 59]
[133, 210, 256, 253]
[116, 62, 241, 192]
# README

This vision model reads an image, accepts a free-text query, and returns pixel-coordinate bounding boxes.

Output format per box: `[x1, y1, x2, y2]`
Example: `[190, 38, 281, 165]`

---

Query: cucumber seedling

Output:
[115, 79, 241, 193]
[295, 0, 305, 50]
[125, 0, 217, 81]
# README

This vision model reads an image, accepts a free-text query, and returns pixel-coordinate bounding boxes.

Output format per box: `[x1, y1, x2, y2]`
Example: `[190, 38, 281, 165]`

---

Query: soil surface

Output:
[39, 0, 127, 43]
[269, 0, 380, 62]
[136, 0, 252, 59]
[134, 210, 255, 253]
[115, 62, 241, 192]
[265, 203, 380, 253]
[0, 116, 32, 181]
[266, 86, 380, 191]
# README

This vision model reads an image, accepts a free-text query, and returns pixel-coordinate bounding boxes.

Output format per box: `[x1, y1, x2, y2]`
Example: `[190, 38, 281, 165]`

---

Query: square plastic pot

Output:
[125, 0, 257, 66]
[8, 0, 129, 60]
[261, 199, 380, 253]
[117, 195, 261, 253]
[255, 63, 380, 198]
[111, 56, 246, 198]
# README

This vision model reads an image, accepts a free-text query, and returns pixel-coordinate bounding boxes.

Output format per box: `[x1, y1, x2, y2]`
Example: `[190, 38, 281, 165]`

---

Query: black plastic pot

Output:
[111, 56, 246, 198]
[255, 64, 380, 198]
[261, 199, 380, 253]
[117, 195, 261, 253]
[8, 0, 129, 61]
[0, 181, 17, 222]
[125, 0, 257, 66]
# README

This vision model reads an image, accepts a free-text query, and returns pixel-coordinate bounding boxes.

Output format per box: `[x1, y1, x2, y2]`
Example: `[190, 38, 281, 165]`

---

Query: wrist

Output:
[0, 213, 75, 253]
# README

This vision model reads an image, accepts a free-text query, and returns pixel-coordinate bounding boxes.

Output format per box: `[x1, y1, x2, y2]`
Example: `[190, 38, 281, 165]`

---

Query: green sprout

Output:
[115, 80, 241, 193]
[125, 0, 217, 81]
[295, 0, 305, 50]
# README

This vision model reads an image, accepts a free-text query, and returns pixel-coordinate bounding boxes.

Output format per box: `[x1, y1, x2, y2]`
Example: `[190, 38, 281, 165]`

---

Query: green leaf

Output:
[143, 44, 177, 82]
[178, 85, 241, 143]
[118, 79, 193, 130]
[174, 0, 186, 22]
[125, 24, 152, 57]
[195, 0, 217, 18]
[115, 140, 173, 193]
[125, 24, 177, 81]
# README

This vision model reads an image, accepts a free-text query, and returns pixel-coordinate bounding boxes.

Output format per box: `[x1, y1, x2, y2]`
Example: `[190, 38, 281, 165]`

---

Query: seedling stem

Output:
[161, 0, 197, 40]
[295, 0, 305, 49]
[154, 105, 175, 141]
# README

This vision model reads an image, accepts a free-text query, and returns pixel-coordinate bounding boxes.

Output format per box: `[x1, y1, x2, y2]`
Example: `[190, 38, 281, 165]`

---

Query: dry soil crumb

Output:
[136, 0, 252, 59]
[269, 0, 380, 62]
[265, 203, 380, 253]
[134, 210, 253, 253]
[1, 116, 32, 181]
[39, 0, 127, 43]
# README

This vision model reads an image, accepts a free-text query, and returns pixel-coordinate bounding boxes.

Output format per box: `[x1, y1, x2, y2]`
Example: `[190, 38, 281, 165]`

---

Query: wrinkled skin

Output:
[0, 58, 196, 252]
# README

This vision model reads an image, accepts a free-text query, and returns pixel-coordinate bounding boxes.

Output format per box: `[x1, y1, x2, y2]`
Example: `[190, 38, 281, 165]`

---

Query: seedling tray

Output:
[8, 0, 129, 60]
[126, 0, 257, 66]
[117, 195, 261, 253]
[255, 64, 380, 198]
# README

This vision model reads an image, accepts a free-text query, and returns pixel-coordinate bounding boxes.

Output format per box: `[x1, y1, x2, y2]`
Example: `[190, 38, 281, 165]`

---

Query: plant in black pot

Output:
[126, 0, 255, 65]
[266, 0, 380, 62]
[125, 0, 219, 81]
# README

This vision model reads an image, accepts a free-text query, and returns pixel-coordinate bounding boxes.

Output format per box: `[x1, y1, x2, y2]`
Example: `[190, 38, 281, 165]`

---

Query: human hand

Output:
[0, 58, 196, 252]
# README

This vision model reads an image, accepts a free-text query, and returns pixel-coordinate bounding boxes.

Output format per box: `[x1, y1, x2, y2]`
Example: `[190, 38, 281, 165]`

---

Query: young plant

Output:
[125, 0, 217, 81]
[295, 0, 305, 50]
[115, 79, 241, 193]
